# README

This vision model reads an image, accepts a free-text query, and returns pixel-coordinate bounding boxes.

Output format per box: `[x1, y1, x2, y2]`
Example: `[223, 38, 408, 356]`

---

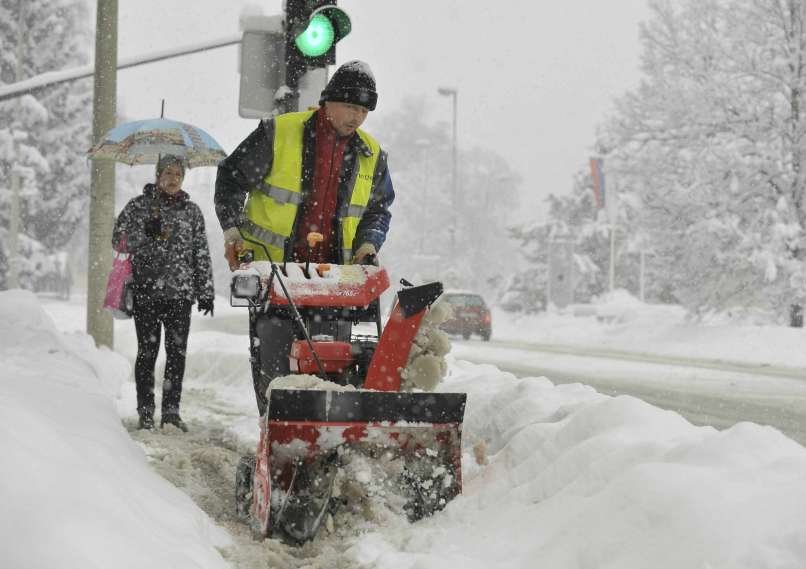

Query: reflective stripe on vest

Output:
[241, 110, 381, 263]
[241, 219, 287, 250]
[256, 182, 304, 205]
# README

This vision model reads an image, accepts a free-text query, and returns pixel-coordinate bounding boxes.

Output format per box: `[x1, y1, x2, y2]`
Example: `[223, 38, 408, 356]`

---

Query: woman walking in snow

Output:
[112, 154, 215, 431]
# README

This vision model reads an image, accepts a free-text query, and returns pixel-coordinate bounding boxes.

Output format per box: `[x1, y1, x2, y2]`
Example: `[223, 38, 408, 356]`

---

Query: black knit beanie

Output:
[319, 60, 377, 111]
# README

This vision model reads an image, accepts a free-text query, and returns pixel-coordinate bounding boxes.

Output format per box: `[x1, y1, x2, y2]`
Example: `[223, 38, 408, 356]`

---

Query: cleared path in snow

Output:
[453, 339, 806, 445]
[124, 367, 398, 569]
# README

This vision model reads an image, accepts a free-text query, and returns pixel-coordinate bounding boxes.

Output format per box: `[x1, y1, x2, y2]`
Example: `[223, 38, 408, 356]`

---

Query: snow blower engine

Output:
[231, 233, 466, 544]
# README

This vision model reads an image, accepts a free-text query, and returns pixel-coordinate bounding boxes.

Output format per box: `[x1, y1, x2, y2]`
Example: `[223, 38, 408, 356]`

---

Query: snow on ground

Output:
[4, 289, 806, 568]
[493, 289, 806, 368]
[0, 290, 231, 569]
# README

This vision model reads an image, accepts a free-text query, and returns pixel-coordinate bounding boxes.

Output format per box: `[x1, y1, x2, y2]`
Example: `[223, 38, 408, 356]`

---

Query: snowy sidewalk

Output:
[6, 290, 806, 569]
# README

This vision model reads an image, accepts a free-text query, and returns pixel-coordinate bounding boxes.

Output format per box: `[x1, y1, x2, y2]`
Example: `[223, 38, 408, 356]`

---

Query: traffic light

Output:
[285, 0, 351, 89]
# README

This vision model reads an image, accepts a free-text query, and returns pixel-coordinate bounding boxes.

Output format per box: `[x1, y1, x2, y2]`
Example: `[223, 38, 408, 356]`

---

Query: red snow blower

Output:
[232, 233, 466, 544]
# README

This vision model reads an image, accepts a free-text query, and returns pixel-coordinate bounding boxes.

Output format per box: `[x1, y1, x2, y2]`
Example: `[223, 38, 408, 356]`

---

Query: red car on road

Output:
[440, 291, 492, 341]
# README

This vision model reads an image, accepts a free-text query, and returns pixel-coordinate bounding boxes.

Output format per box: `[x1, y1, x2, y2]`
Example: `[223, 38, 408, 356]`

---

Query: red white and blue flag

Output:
[589, 157, 605, 209]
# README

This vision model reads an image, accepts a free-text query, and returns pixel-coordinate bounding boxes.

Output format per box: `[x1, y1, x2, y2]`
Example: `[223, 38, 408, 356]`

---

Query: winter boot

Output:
[161, 413, 188, 432]
[138, 411, 154, 430]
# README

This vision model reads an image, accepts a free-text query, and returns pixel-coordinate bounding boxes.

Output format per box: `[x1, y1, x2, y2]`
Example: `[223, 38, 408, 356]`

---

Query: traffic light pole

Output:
[278, 54, 305, 113]
[86, 0, 118, 348]
[281, 0, 308, 113]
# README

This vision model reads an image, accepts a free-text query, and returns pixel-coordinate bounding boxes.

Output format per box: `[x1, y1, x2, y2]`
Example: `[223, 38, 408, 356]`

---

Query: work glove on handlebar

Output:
[352, 243, 377, 265]
[223, 227, 245, 271]
[197, 297, 214, 317]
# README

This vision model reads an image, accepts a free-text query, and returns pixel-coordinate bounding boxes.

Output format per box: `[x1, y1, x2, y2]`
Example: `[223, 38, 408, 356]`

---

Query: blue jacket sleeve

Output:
[354, 159, 394, 252]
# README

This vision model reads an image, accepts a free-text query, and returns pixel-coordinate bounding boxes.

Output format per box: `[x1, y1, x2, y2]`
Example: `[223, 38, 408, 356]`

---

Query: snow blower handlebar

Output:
[236, 229, 327, 377]
[358, 252, 383, 336]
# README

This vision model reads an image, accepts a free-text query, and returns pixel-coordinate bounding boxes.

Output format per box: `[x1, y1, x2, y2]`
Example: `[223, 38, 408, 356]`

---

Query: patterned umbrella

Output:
[87, 118, 227, 168]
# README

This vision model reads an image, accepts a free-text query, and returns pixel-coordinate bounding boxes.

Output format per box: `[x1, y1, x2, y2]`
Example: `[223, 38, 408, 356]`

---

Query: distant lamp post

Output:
[437, 86, 458, 257]
[414, 138, 431, 254]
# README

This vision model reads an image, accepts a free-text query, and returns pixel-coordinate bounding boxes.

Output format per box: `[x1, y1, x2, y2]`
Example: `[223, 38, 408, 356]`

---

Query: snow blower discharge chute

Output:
[232, 233, 466, 544]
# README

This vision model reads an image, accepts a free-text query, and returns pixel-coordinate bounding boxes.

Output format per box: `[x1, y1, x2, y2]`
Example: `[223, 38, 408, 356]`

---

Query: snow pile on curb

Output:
[0, 289, 127, 398]
[0, 290, 232, 569]
[347, 364, 806, 568]
[401, 300, 452, 391]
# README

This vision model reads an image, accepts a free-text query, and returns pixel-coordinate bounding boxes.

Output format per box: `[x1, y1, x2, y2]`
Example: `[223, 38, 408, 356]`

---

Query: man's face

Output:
[325, 101, 370, 137]
[157, 164, 184, 194]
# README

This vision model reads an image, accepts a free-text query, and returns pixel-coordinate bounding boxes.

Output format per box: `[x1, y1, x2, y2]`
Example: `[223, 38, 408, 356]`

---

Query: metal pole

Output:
[0, 34, 242, 104]
[639, 249, 645, 302]
[437, 88, 458, 256]
[609, 225, 616, 293]
[86, 0, 118, 348]
[414, 138, 430, 253]
[546, 240, 553, 309]
[8, 0, 25, 289]
[451, 91, 458, 257]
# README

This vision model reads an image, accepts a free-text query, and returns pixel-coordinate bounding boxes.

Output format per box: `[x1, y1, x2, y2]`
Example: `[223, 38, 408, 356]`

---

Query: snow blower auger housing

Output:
[231, 250, 466, 544]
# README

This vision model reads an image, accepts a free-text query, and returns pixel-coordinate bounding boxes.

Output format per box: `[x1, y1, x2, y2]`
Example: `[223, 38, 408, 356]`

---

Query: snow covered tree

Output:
[595, 0, 806, 318]
[504, 155, 682, 312]
[505, 172, 613, 312]
[0, 0, 92, 288]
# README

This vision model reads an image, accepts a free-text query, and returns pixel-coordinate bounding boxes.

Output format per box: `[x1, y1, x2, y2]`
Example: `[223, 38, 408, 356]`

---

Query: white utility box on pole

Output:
[238, 12, 329, 118]
[238, 15, 284, 118]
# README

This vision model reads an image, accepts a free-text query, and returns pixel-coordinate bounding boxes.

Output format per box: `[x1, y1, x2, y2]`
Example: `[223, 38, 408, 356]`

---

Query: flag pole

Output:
[609, 225, 616, 293]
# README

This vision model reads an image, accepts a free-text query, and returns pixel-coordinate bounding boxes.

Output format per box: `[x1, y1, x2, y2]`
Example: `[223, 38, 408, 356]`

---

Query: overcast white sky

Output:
[109, 0, 649, 219]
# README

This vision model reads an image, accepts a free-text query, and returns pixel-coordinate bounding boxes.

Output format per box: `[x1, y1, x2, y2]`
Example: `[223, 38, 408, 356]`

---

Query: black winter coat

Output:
[112, 184, 214, 303]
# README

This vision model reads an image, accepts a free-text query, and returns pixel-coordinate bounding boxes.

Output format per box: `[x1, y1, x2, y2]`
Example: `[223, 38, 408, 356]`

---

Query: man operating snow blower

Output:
[216, 61, 466, 544]
[214, 60, 394, 415]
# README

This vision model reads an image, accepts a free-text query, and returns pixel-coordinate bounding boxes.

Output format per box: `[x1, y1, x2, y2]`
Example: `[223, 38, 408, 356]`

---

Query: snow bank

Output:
[494, 291, 806, 368]
[348, 360, 806, 568]
[0, 290, 232, 569]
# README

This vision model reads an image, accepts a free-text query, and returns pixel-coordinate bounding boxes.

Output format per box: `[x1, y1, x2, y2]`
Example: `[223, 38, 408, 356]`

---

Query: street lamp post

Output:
[437, 87, 458, 257]
[414, 138, 431, 254]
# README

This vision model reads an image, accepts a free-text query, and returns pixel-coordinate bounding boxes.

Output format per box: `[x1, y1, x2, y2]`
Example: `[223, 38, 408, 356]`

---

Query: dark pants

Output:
[251, 313, 351, 416]
[133, 298, 192, 417]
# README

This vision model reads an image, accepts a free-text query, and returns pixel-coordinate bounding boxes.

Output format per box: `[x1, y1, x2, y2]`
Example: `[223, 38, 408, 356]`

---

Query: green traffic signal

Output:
[295, 13, 335, 57]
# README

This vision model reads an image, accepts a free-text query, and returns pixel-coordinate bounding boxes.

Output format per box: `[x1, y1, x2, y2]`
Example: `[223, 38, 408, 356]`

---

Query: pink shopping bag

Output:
[103, 240, 134, 319]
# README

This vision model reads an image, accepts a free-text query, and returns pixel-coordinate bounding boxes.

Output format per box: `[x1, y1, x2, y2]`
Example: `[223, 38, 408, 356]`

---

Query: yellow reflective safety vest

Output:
[240, 110, 381, 263]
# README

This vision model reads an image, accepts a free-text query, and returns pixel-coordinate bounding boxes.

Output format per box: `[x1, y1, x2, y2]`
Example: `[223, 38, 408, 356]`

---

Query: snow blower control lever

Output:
[234, 229, 327, 377]
[304, 232, 323, 277]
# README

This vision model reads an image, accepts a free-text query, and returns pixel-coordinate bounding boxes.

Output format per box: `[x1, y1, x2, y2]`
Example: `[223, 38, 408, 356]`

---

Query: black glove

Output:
[145, 217, 162, 239]
[198, 297, 214, 317]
